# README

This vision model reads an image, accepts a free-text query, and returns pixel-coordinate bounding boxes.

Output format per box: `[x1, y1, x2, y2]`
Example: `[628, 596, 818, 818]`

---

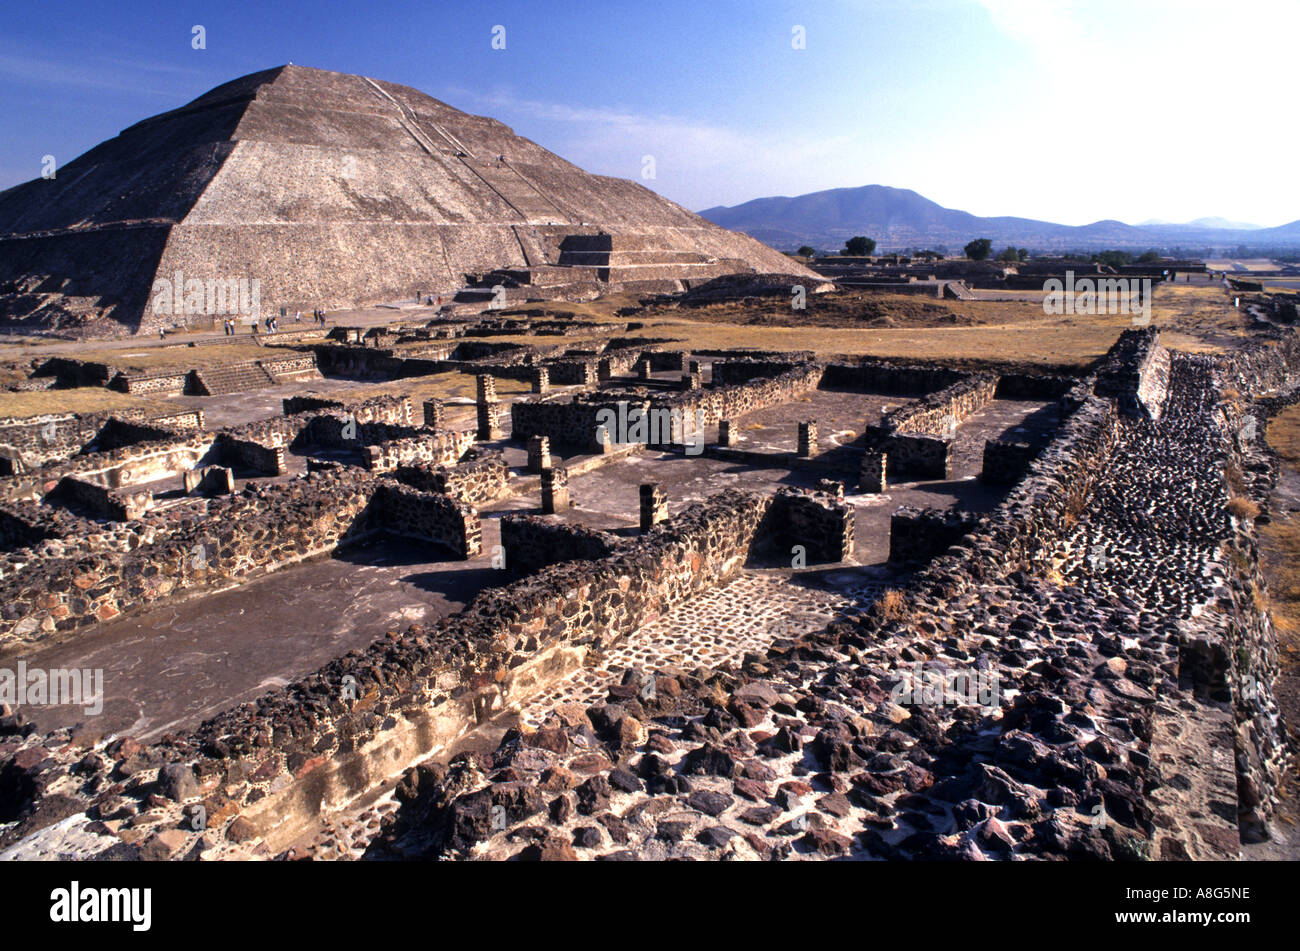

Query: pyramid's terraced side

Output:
[0, 65, 811, 335]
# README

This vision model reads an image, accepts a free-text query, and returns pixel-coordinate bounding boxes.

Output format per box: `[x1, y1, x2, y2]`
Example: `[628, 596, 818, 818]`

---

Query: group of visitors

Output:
[216, 306, 328, 338]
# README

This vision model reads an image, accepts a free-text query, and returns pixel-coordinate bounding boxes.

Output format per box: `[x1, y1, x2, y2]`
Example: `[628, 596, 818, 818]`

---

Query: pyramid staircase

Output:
[192, 361, 277, 396]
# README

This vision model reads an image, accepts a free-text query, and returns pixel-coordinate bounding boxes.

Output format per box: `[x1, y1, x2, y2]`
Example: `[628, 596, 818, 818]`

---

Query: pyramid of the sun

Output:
[0, 65, 811, 335]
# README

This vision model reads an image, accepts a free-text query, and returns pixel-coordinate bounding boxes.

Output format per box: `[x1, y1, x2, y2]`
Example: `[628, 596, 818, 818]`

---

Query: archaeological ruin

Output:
[0, 287, 1295, 864]
[0, 65, 809, 336]
[1, 59, 1298, 875]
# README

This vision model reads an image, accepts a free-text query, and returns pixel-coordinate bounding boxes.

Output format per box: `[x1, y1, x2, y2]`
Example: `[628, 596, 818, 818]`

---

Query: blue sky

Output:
[2, 0, 1297, 226]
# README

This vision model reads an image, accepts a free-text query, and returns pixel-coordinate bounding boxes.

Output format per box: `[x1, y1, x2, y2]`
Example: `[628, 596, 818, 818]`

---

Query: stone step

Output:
[193, 363, 277, 396]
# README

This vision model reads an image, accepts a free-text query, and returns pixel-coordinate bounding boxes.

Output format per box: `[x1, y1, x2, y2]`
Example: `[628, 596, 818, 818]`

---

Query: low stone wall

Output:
[126, 488, 774, 850]
[312, 344, 446, 380]
[390, 450, 508, 505]
[0, 408, 200, 472]
[642, 350, 689, 372]
[995, 373, 1077, 401]
[0, 501, 75, 548]
[282, 395, 345, 415]
[92, 418, 185, 450]
[511, 362, 824, 450]
[1094, 327, 1170, 420]
[980, 439, 1041, 484]
[886, 433, 951, 480]
[375, 483, 481, 559]
[499, 515, 620, 576]
[869, 373, 998, 442]
[761, 486, 855, 564]
[302, 416, 425, 452]
[0, 467, 486, 648]
[0, 395, 415, 498]
[0, 472, 385, 647]
[596, 347, 642, 378]
[710, 359, 799, 385]
[1217, 331, 1299, 395]
[111, 369, 190, 396]
[29, 357, 116, 388]
[889, 505, 979, 564]
[0, 412, 116, 469]
[49, 477, 153, 522]
[546, 359, 597, 386]
[510, 396, 607, 449]
[214, 396, 415, 461]
[364, 430, 475, 472]
[819, 360, 967, 395]
[217, 434, 285, 476]
[2, 431, 216, 501]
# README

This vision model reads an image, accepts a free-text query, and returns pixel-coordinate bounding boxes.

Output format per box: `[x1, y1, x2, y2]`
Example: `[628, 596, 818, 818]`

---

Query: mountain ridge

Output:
[698, 184, 1300, 252]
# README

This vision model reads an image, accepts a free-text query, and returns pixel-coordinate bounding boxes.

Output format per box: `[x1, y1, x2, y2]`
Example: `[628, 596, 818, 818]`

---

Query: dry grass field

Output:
[69, 341, 280, 371]
[493, 284, 1241, 370]
[0, 387, 168, 419]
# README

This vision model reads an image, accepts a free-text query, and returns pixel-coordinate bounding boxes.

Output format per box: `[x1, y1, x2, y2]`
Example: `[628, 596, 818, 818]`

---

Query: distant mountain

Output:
[698, 185, 1300, 253]
[1140, 216, 1264, 231]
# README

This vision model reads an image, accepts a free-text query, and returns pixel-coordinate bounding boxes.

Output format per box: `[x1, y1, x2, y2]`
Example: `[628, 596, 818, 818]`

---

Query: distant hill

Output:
[1141, 216, 1264, 231]
[698, 184, 1300, 253]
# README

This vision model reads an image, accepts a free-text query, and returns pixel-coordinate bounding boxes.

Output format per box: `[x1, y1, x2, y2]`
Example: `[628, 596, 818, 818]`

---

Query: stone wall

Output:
[868, 373, 999, 442]
[364, 429, 476, 472]
[1094, 327, 1170, 420]
[111, 369, 191, 396]
[642, 350, 689, 372]
[1, 431, 216, 501]
[0, 412, 117, 469]
[0, 408, 201, 472]
[0, 471, 386, 647]
[499, 515, 620, 576]
[0, 466, 485, 648]
[819, 361, 967, 395]
[390, 450, 508, 505]
[217, 433, 286, 476]
[710, 359, 799, 385]
[511, 362, 824, 450]
[889, 505, 980, 564]
[760, 486, 855, 564]
[132, 488, 776, 850]
[375, 483, 481, 558]
[995, 373, 1078, 401]
[546, 359, 597, 386]
[886, 433, 951, 480]
[48, 476, 153, 522]
[980, 439, 1041, 484]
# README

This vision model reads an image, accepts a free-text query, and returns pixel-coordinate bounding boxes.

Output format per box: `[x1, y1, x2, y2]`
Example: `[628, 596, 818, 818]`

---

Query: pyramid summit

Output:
[0, 64, 807, 335]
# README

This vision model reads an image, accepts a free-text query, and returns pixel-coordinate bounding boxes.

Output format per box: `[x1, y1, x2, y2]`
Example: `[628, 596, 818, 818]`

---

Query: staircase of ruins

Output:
[192, 362, 277, 396]
[464, 160, 567, 223]
[361, 76, 566, 227]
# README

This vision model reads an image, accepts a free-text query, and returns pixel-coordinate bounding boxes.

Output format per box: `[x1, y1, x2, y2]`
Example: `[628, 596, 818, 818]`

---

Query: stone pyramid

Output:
[0, 65, 811, 335]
